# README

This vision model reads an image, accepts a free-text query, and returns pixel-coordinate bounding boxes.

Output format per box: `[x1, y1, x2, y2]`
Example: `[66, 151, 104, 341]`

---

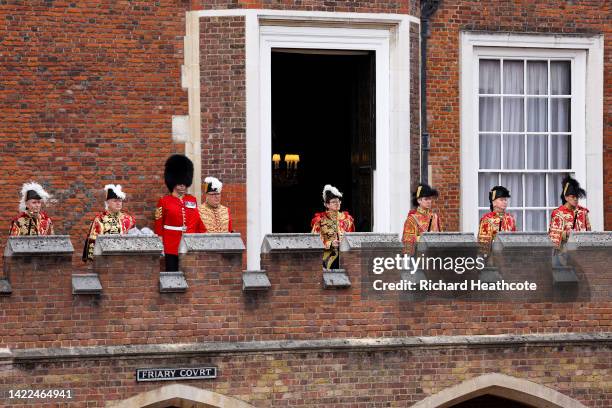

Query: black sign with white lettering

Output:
[136, 367, 217, 382]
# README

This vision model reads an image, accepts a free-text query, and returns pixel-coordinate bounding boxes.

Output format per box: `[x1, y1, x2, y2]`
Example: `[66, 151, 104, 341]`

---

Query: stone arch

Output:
[410, 373, 588, 408]
[107, 384, 256, 408]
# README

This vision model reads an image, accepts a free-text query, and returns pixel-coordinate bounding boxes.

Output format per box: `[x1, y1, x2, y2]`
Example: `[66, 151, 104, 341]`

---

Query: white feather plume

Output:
[19, 182, 51, 212]
[204, 176, 223, 192]
[104, 184, 126, 200]
[322, 184, 342, 201]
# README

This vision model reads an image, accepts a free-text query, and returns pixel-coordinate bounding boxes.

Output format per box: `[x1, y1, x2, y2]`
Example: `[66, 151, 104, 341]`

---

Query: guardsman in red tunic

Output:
[198, 176, 233, 233]
[154, 154, 206, 271]
[9, 182, 54, 236]
[478, 185, 516, 255]
[402, 183, 442, 255]
[82, 184, 136, 261]
[311, 184, 355, 270]
[548, 176, 591, 249]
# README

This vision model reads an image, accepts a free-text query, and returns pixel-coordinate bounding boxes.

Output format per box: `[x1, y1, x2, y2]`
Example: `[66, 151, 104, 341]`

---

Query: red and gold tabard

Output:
[154, 194, 206, 256]
[478, 211, 516, 254]
[82, 211, 136, 261]
[9, 211, 54, 236]
[311, 210, 355, 269]
[548, 204, 591, 248]
[402, 207, 442, 255]
[198, 203, 232, 233]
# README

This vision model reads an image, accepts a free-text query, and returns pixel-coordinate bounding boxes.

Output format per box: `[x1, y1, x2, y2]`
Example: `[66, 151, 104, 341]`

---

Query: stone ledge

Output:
[159, 271, 188, 293]
[4, 236, 74, 257]
[339, 233, 401, 251]
[322, 269, 351, 289]
[242, 270, 271, 291]
[72, 274, 102, 295]
[10, 332, 612, 361]
[416, 232, 477, 252]
[565, 231, 612, 250]
[179, 233, 245, 254]
[493, 232, 554, 251]
[261, 234, 323, 253]
[94, 235, 163, 256]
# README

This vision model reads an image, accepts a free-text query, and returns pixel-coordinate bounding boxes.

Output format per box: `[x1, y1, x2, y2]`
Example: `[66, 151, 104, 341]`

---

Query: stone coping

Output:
[416, 232, 477, 251]
[4, 235, 74, 257]
[339, 233, 402, 251]
[7, 332, 611, 362]
[565, 231, 612, 250]
[492, 232, 554, 251]
[179, 233, 245, 254]
[261, 234, 323, 253]
[94, 235, 163, 256]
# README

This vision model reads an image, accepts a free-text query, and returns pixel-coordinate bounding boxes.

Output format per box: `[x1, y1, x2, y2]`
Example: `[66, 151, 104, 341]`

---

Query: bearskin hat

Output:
[164, 154, 193, 192]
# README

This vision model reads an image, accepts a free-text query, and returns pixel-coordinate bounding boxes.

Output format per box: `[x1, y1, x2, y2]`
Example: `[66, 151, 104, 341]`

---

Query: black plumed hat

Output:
[164, 154, 194, 192]
[412, 183, 439, 208]
[560, 175, 586, 204]
[488, 185, 511, 211]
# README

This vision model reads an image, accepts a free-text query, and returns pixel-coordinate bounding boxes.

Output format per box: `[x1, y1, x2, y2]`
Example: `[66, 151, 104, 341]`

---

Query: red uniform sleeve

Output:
[154, 198, 164, 236]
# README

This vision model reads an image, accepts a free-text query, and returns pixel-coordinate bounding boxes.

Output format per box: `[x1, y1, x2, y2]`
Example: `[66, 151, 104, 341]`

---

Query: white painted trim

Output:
[192, 8, 419, 25]
[188, 10, 415, 269]
[108, 383, 256, 408]
[410, 373, 588, 408]
[459, 32, 604, 232]
[184, 11, 202, 202]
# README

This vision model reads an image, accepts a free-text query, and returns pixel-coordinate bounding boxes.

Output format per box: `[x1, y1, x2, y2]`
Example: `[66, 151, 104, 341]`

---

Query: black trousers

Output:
[165, 254, 179, 272]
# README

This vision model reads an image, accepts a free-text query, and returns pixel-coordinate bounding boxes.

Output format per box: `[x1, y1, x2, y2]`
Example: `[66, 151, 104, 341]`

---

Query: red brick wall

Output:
[0, 1, 190, 263]
[200, 16, 247, 240]
[425, 0, 611, 230]
[2, 344, 610, 407]
[1, 246, 610, 350]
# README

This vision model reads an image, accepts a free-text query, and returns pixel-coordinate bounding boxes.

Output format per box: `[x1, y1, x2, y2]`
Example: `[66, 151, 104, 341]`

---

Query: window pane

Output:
[479, 97, 501, 131]
[479, 134, 501, 169]
[503, 60, 524, 94]
[548, 173, 565, 207]
[479, 209, 488, 220]
[503, 97, 524, 132]
[551, 98, 571, 132]
[527, 98, 547, 132]
[526, 135, 547, 169]
[501, 173, 523, 207]
[524, 174, 546, 206]
[550, 135, 571, 169]
[508, 210, 523, 232]
[479, 173, 499, 207]
[527, 61, 547, 95]
[503, 134, 525, 169]
[551, 61, 571, 95]
[525, 210, 547, 232]
[479, 59, 500, 94]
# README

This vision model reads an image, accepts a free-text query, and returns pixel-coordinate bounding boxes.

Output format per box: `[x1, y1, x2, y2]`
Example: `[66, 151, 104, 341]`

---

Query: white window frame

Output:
[460, 32, 604, 233]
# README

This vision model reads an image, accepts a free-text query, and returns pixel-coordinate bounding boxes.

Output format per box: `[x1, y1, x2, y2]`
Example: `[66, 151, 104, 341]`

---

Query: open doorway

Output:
[271, 50, 375, 233]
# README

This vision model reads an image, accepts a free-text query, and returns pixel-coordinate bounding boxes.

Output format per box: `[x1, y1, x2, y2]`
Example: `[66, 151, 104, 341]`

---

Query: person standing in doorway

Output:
[311, 184, 355, 270]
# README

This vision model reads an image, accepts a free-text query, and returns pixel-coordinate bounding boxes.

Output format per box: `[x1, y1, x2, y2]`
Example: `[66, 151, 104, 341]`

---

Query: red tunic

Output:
[154, 194, 206, 255]
[82, 211, 137, 261]
[548, 204, 591, 248]
[9, 211, 54, 236]
[401, 207, 442, 255]
[477, 211, 516, 254]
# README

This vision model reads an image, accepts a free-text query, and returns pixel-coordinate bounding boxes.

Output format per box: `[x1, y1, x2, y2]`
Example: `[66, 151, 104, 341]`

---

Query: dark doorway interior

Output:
[450, 394, 537, 408]
[271, 50, 375, 233]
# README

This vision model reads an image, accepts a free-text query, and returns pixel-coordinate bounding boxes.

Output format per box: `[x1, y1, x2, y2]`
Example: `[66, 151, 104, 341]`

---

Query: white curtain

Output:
[479, 59, 571, 231]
